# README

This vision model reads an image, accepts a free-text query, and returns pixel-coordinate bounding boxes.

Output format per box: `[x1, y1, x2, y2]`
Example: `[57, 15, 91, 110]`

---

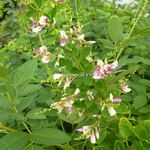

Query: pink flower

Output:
[60, 30, 68, 46]
[121, 83, 131, 93]
[39, 16, 49, 26]
[104, 61, 118, 74]
[110, 93, 121, 103]
[30, 21, 36, 29]
[93, 60, 105, 81]
[36, 46, 51, 63]
[41, 52, 51, 63]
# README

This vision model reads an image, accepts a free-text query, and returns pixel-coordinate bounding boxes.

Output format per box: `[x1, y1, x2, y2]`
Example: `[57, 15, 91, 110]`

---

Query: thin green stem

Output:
[116, 0, 148, 60]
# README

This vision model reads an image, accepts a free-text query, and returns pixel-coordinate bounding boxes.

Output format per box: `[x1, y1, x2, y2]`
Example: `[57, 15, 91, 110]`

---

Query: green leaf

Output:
[66, 60, 73, 71]
[26, 108, 46, 119]
[93, 80, 104, 91]
[108, 16, 123, 43]
[135, 120, 150, 140]
[133, 95, 147, 110]
[114, 140, 126, 150]
[119, 117, 135, 140]
[0, 22, 5, 35]
[80, 47, 91, 59]
[16, 93, 36, 111]
[16, 81, 29, 97]
[20, 84, 42, 95]
[51, 7, 57, 18]
[24, 145, 44, 150]
[0, 132, 29, 150]
[13, 59, 38, 86]
[131, 141, 145, 150]
[109, 65, 139, 84]
[99, 39, 115, 49]
[35, 0, 44, 8]
[115, 103, 129, 114]
[132, 84, 146, 95]
[30, 128, 70, 145]
[82, 77, 92, 86]
[70, 47, 79, 57]
[10, 113, 25, 121]
[8, 85, 16, 100]
[138, 107, 150, 113]
[0, 51, 5, 63]
[26, 10, 37, 17]
[0, 66, 8, 78]
[139, 79, 150, 87]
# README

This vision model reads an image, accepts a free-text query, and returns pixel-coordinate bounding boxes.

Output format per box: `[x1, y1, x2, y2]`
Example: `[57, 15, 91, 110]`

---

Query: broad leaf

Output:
[99, 39, 115, 49]
[135, 120, 150, 140]
[0, 132, 29, 150]
[0, 66, 8, 78]
[13, 59, 38, 86]
[108, 16, 123, 43]
[30, 128, 70, 145]
[133, 95, 147, 110]
[114, 140, 126, 150]
[119, 117, 135, 140]
[24, 145, 44, 150]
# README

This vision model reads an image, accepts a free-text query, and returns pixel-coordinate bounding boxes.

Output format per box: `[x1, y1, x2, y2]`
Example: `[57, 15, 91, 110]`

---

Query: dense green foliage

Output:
[0, 0, 150, 149]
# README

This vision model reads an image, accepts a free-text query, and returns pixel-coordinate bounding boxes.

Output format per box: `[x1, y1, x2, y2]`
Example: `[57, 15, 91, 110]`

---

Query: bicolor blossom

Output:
[121, 83, 131, 93]
[93, 60, 118, 81]
[39, 16, 49, 26]
[36, 46, 51, 63]
[108, 93, 121, 116]
[30, 16, 49, 34]
[77, 125, 99, 144]
[60, 30, 68, 46]
[51, 88, 80, 114]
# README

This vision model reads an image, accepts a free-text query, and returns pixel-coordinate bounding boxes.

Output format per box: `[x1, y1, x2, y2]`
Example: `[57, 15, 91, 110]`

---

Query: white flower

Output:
[108, 106, 116, 116]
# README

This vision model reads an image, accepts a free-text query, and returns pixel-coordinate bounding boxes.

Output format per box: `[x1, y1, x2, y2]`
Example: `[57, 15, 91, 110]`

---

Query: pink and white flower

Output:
[30, 20, 36, 29]
[121, 83, 131, 93]
[60, 30, 68, 46]
[36, 46, 51, 63]
[109, 93, 121, 103]
[39, 16, 49, 26]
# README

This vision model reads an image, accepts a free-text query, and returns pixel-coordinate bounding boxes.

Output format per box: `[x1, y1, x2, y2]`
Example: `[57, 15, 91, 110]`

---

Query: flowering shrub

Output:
[0, 0, 150, 149]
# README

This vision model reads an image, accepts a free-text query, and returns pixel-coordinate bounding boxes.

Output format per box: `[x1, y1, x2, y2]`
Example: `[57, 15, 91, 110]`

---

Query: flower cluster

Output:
[36, 46, 51, 63]
[30, 16, 49, 34]
[77, 124, 99, 144]
[93, 60, 118, 81]
[50, 88, 80, 114]
[59, 29, 96, 47]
